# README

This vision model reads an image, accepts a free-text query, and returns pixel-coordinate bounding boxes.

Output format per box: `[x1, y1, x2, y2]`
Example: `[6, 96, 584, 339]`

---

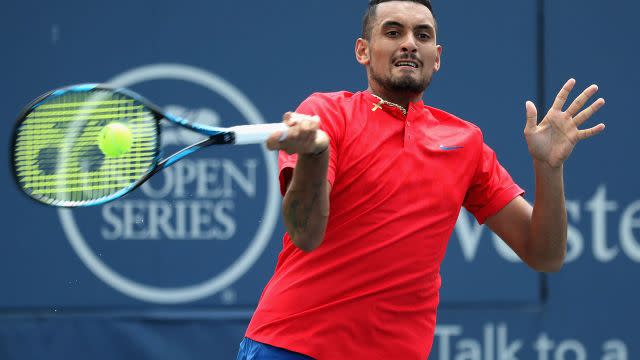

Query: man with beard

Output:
[237, 1, 605, 359]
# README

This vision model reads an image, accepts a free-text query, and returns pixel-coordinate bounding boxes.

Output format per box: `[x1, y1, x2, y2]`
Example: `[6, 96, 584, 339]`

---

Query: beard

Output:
[369, 64, 431, 94]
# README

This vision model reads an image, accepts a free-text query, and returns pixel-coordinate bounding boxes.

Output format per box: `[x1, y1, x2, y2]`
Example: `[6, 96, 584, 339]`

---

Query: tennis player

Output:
[237, 0, 605, 359]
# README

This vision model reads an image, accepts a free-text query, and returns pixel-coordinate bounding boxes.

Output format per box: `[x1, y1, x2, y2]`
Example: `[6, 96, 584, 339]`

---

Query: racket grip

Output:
[231, 123, 289, 145]
[231, 115, 320, 145]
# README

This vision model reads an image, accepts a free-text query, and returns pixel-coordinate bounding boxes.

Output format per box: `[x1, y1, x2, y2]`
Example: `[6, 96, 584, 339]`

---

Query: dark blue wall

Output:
[1, 0, 637, 358]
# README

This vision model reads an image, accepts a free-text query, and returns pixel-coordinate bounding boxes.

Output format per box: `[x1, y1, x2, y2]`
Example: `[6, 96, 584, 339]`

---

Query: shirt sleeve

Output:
[278, 93, 344, 196]
[463, 141, 525, 224]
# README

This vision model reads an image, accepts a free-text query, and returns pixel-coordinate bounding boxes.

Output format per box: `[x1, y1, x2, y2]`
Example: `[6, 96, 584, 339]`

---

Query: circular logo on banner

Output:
[57, 64, 280, 304]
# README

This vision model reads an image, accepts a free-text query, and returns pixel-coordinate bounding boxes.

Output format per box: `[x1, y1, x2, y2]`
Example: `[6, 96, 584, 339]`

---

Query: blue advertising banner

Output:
[0, 0, 637, 358]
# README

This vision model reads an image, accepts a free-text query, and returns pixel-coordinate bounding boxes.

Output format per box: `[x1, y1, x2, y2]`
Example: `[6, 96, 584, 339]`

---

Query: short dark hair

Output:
[361, 0, 435, 40]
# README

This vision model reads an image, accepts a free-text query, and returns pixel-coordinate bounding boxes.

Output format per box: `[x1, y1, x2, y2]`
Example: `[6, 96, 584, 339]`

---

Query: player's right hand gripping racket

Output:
[11, 84, 317, 207]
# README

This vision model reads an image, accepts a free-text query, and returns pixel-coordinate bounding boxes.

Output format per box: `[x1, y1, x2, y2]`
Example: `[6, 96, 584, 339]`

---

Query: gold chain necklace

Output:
[370, 94, 407, 116]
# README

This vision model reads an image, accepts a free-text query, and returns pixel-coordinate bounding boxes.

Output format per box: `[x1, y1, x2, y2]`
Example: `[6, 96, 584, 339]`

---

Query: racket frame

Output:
[11, 84, 252, 207]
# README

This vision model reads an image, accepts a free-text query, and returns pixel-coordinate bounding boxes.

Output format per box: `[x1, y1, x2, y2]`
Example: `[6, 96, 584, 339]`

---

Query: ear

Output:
[355, 38, 370, 65]
[433, 44, 443, 72]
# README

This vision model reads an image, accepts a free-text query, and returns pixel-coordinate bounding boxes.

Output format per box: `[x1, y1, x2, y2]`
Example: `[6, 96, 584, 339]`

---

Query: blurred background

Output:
[0, 0, 636, 359]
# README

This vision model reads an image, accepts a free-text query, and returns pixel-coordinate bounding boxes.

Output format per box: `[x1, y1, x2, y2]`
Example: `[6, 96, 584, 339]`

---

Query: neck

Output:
[367, 85, 423, 110]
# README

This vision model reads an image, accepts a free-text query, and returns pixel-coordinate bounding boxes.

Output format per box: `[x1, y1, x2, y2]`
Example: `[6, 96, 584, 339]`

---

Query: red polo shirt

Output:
[246, 91, 524, 360]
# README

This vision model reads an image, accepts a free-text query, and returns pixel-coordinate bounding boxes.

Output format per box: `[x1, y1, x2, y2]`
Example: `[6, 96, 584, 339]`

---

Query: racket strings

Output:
[13, 89, 158, 205]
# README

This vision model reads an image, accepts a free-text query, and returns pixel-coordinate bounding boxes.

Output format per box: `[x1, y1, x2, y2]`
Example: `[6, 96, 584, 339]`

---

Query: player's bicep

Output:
[484, 196, 533, 260]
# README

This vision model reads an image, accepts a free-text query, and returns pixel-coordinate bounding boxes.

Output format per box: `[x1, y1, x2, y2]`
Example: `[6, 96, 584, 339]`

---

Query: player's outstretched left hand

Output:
[524, 78, 606, 168]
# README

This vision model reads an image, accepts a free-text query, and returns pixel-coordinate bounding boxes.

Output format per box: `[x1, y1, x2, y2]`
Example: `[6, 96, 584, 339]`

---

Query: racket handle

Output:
[231, 123, 288, 145]
[231, 114, 320, 145]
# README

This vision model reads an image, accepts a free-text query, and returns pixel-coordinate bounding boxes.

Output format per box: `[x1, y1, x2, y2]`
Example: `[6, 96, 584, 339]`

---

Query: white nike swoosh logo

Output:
[439, 145, 464, 151]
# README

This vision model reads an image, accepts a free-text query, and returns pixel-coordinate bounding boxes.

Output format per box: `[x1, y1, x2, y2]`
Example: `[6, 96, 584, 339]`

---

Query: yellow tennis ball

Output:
[98, 122, 133, 157]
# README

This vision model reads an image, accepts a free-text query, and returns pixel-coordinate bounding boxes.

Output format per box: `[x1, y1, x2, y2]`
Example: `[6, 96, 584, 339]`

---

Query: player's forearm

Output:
[528, 160, 568, 272]
[283, 151, 330, 252]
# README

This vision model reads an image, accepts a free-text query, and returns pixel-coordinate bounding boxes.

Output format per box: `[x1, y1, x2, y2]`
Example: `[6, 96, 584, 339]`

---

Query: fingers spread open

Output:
[566, 84, 598, 116]
[525, 100, 538, 130]
[552, 78, 576, 110]
[578, 123, 606, 141]
[573, 98, 606, 127]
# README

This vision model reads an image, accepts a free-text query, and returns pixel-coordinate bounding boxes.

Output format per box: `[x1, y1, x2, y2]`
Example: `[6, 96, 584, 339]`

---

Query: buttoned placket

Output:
[404, 104, 416, 148]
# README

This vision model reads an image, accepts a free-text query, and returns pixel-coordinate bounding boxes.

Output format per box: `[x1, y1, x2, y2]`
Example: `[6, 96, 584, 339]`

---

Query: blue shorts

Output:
[236, 338, 314, 360]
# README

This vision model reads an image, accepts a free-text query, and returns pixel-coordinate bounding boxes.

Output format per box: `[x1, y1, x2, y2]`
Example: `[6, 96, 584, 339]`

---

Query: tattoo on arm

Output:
[286, 190, 320, 240]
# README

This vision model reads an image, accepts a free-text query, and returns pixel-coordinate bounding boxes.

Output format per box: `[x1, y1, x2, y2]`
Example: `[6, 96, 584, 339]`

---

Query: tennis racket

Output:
[11, 84, 316, 207]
